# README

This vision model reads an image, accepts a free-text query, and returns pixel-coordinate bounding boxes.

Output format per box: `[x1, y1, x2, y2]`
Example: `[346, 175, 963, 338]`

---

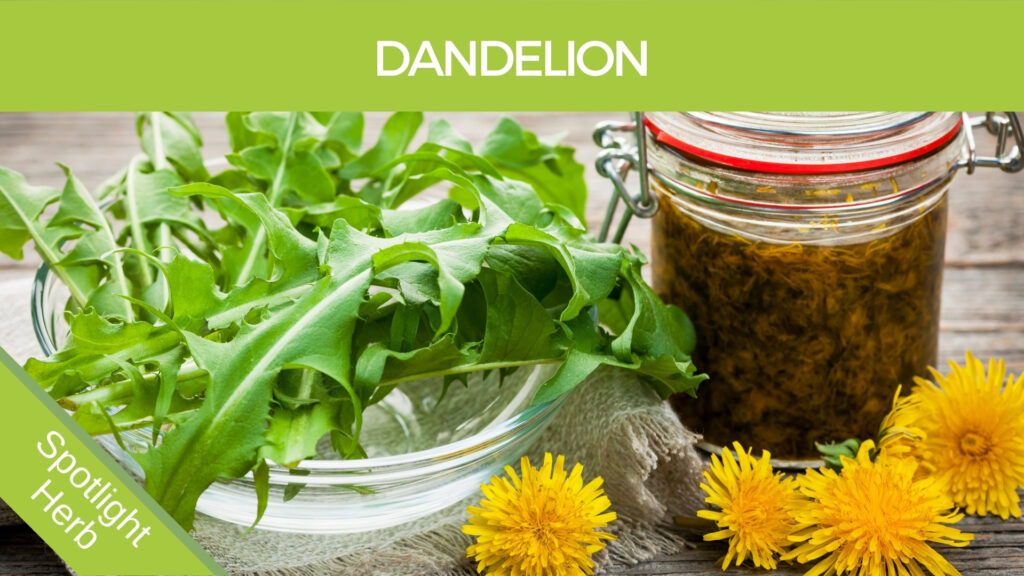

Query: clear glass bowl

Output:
[32, 264, 565, 533]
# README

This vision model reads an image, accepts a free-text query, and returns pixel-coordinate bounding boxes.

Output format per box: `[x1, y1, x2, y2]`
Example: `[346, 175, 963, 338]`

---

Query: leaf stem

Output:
[157, 224, 174, 263]
[100, 236, 135, 322]
[60, 364, 208, 408]
[61, 378, 133, 408]
[297, 368, 317, 398]
[149, 113, 170, 172]
[235, 112, 298, 285]
[98, 409, 200, 435]
[125, 155, 155, 286]
[281, 369, 319, 461]
[72, 174, 135, 322]
[148, 112, 175, 263]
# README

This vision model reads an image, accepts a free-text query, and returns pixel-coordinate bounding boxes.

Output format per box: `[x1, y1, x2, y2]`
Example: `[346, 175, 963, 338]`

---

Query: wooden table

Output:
[0, 113, 1021, 575]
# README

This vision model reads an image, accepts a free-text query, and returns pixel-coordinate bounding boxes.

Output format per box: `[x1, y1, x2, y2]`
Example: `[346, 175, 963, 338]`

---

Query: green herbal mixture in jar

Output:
[655, 188, 947, 459]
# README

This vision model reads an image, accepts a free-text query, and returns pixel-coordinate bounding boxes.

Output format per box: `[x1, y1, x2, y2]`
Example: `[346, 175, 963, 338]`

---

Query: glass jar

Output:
[595, 112, 1023, 462]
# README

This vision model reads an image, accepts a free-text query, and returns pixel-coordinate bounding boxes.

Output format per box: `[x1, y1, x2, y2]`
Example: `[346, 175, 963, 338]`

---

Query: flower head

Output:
[463, 453, 616, 576]
[785, 440, 973, 576]
[697, 442, 800, 570]
[907, 352, 1024, 519]
[875, 385, 927, 462]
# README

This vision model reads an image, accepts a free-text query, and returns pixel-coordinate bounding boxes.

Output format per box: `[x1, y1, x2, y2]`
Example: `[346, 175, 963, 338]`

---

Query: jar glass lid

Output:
[645, 112, 962, 175]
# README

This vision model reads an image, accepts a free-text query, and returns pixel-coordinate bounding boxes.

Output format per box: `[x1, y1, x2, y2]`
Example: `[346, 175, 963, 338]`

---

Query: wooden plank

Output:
[606, 505, 1024, 576]
[940, 331, 1024, 372]
[0, 111, 614, 189]
[604, 547, 1024, 576]
[942, 266, 1024, 329]
[0, 526, 69, 576]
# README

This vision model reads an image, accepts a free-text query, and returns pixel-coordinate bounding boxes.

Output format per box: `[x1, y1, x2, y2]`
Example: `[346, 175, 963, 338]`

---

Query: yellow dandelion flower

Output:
[463, 453, 616, 576]
[697, 442, 800, 570]
[784, 440, 973, 576]
[908, 352, 1024, 519]
[875, 385, 927, 462]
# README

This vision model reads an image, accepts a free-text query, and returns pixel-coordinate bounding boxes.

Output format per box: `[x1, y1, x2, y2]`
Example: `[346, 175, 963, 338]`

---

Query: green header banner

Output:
[0, 0, 1021, 110]
[0, 348, 224, 576]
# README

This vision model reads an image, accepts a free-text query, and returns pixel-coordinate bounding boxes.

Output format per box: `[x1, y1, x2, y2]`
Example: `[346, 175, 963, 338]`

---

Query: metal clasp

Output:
[959, 111, 1024, 174]
[594, 111, 657, 243]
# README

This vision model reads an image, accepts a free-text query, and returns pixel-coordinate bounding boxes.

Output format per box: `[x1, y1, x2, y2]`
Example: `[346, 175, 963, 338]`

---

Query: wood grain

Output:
[0, 525, 69, 576]
[606, 505, 1024, 576]
[0, 112, 1022, 576]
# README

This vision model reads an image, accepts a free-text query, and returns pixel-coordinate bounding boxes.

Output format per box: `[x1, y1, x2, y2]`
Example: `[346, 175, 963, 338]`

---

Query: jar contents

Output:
[656, 190, 948, 460]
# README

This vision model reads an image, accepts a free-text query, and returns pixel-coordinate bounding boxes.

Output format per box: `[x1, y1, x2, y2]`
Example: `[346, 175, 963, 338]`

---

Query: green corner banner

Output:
[0, 348, 224, 576]
[0, 0, 1022, 110]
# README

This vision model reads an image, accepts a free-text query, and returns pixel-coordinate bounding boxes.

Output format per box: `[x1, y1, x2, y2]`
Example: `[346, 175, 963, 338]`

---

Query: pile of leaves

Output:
[0, 112, 705, 529]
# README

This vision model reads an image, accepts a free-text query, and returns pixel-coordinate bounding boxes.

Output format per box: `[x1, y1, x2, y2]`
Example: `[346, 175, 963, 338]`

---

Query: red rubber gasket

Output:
[645, 116, 962, 175]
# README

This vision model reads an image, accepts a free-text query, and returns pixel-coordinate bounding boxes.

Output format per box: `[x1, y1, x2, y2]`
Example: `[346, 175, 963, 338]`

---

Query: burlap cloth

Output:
[0, 272, 706, 575]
